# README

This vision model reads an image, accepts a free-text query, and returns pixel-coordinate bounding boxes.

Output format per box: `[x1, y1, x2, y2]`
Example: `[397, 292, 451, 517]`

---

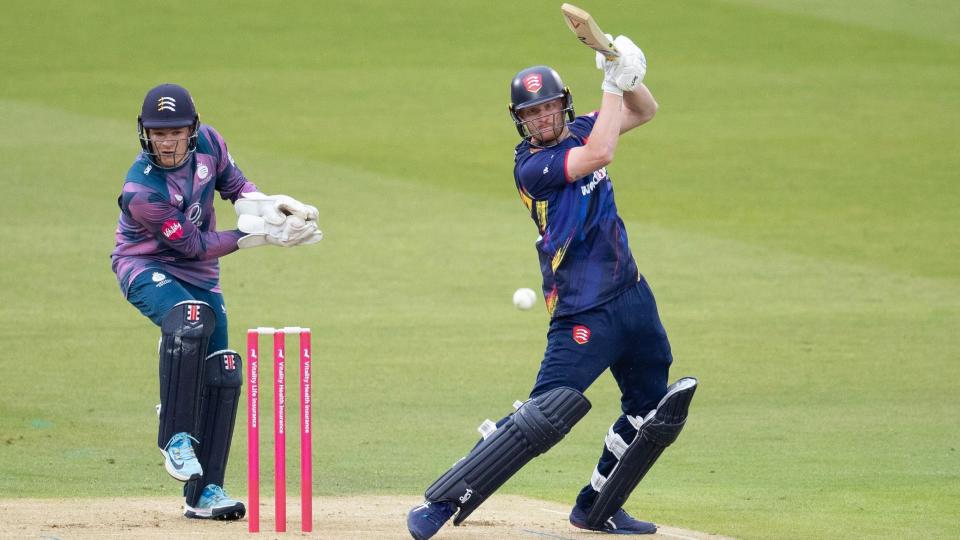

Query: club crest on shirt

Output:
[197, 164, 209, 180]
[572, 325, 591, 345]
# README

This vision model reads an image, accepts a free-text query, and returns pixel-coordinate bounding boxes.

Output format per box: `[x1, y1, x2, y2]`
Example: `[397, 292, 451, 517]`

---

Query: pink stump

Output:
[273, 331, 286, 532]
[300, 329, 313, 532]
[246, 330, 260, 533]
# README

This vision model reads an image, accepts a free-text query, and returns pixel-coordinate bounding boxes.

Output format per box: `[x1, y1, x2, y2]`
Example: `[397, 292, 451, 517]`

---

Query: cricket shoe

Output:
[570, 505, 657, 534]
[184, 484, 246, 520]
[407, 500, 456, 540]
[161, 432, 202, 481]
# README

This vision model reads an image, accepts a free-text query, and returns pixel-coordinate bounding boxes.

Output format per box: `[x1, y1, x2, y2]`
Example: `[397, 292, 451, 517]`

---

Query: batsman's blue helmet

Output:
[508, 65, 574, 138]
[137, 83, 200, 167]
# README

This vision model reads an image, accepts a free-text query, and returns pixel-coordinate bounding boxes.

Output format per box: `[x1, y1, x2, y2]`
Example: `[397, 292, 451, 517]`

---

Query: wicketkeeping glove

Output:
[237, 213, 323, 249]
[234, 191, 319, 225]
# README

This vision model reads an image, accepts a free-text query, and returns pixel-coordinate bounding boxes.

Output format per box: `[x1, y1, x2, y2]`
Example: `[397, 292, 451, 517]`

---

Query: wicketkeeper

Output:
[408, 36, 697, 539]
[110, 83, 321, 520]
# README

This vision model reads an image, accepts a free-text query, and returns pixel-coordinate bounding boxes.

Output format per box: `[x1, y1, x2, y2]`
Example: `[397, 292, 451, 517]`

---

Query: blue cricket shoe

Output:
[161, 432, 202, 482]
[407, 500, 456, 540]
[570, 505, 657, 534]
[184, 484, 246, 520]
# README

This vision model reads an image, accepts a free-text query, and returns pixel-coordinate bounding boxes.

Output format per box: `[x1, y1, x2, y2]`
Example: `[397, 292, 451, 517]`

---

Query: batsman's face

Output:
[518, 98, 566, 144]
[147, 127, 192, 168]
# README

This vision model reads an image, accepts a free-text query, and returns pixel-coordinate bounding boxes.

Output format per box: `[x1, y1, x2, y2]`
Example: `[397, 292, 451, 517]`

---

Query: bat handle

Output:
[603, 43, 621, 61]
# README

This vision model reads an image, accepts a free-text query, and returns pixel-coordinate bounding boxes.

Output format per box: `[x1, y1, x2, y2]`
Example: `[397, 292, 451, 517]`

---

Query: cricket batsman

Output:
[111, 83, 321, 520]
[407, 36, 697, 538]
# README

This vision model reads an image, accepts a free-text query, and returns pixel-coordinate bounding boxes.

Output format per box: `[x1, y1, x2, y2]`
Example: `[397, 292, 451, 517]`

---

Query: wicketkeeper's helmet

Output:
[508, 65, 575, 139]
[137, 83, 200, 168]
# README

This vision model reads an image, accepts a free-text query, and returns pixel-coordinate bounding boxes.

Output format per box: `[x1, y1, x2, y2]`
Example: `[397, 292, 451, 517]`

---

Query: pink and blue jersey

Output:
[513, 113, 640, 318]
[111, 125, 257, 296]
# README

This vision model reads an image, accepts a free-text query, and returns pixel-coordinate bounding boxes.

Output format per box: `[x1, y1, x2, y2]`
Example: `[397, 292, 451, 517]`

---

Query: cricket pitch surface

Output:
[0, 495, 732, 539]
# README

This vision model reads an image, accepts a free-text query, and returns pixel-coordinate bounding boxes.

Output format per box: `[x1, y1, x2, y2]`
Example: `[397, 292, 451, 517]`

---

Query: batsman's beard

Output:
[525, 111, 566, 148]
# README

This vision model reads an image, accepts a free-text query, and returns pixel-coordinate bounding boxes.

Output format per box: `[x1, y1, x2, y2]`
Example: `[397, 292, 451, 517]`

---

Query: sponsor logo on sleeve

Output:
[161, 219, 184, 240]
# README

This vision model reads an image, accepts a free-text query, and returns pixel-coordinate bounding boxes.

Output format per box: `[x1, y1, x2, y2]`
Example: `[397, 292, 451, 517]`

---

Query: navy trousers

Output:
[529, 277, 673, 510]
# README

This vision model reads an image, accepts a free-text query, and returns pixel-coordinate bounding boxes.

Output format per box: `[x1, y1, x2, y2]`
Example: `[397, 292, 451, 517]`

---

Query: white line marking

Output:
[520, 529, 576, 540]
[539, 507, 568, 516]
[659, 532, 701, 540]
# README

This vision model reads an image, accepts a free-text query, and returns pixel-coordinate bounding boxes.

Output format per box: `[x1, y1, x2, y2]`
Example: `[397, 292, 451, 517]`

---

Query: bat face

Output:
[561, 3, 620, 60]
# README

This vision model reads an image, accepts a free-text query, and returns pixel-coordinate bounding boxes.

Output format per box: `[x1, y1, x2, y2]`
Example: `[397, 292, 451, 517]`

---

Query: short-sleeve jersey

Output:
[111, 125, 257, 296]
[513, 113, 639, 318]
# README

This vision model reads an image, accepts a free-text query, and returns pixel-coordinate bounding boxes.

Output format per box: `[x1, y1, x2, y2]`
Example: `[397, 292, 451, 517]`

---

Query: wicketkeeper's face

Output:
[147, 127, 192, 168]
[518, 98, 566, 145]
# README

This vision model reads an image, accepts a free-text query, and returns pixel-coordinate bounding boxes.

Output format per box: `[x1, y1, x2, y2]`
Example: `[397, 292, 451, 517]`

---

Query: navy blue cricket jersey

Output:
[513, 112, 640, 318]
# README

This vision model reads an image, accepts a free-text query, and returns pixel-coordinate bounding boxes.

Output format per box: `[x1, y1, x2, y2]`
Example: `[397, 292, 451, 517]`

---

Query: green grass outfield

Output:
[1, 1, 957, 538]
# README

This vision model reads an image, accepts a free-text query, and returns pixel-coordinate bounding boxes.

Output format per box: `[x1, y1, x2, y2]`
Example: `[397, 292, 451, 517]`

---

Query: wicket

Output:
[247, 327, 313, 533]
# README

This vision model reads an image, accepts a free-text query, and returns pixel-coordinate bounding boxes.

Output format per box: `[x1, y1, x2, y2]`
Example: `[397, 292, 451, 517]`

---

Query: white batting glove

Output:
[611, 35, 646, 92]
[595, 34, 623, 96]
[235, 192, 320, 225]
[237, 214, 323, 249]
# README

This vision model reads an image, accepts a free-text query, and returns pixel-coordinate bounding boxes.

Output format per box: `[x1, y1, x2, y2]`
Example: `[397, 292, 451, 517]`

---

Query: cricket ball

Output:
[513, 288, 537, 311]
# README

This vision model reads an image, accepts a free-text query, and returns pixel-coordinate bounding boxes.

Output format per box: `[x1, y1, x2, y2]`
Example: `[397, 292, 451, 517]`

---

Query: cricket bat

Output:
[560, 3, 620, 61]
